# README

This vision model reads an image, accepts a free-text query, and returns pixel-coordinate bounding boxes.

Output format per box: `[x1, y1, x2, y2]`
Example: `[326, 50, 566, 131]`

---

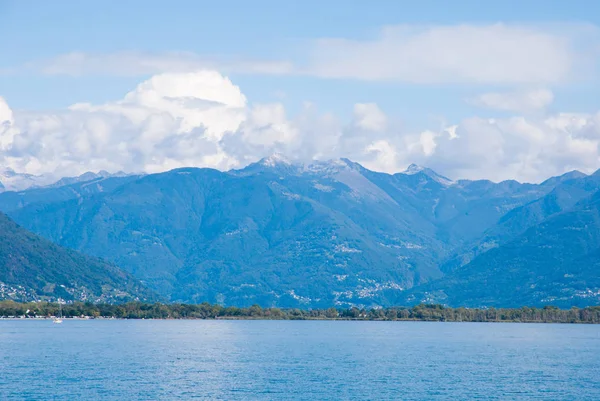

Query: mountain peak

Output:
[541, 170, 588, 186]
[259, 153, 292, 167]
[46, 170, 132, 189]
[402, 164, 425, 175]
[235, 154, 299, 176]
[400, 163, 454, 186]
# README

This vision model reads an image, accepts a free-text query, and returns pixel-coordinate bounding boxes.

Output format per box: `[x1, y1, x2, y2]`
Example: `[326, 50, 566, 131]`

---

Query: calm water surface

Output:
[0, 320, 599, 400]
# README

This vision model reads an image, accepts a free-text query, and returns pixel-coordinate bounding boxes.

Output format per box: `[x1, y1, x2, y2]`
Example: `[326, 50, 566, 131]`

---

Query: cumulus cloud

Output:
[0, 97, 18, 150]
[1, 70, 600, 183]
[353, 103, 387, 131]
[469, 89, 554, 112]
[410, 114, 600, 182]
[2, 71, 247, 176]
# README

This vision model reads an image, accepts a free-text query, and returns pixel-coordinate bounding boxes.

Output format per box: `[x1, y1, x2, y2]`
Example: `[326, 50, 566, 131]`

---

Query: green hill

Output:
[404, 190, 600, 307]
[0, 212, 156, 302]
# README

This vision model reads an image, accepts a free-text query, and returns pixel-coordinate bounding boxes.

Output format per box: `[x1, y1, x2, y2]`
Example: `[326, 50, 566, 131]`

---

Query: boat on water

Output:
[53, 300, 63, 324]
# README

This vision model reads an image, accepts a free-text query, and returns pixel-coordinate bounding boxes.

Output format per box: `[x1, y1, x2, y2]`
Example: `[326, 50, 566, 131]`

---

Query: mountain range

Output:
[0, 156, 598, 308]
[0, 168, 136, 192]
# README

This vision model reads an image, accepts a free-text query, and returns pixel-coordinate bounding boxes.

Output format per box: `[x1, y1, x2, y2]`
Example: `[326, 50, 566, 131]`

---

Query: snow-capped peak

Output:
[402, 164, 425, 175]
[400, 163, 454, 186]
[260, 153, 292, 167]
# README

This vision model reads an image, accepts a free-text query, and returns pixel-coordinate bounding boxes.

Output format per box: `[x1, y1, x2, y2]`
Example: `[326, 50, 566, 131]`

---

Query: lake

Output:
[0, 320, 599, 400]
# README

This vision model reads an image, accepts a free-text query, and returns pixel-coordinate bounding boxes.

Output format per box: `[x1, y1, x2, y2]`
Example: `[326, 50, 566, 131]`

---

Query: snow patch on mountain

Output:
[400, 163, 455, 186]
[313, 182, 335, 192]
[260, 153, 292, 167]
[402, 164, 426, 175]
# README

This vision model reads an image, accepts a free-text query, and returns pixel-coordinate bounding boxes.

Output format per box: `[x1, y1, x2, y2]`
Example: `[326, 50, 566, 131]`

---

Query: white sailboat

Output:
[53, 300, 63, 324]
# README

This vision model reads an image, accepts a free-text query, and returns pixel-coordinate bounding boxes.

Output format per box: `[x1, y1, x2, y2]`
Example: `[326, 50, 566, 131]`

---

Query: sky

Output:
[2, 0, 600, 182]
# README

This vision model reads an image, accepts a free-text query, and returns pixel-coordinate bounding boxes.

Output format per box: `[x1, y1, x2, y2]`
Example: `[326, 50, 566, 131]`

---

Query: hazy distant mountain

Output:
[0, 212, 156, 302]
[0, 174, 142, 214]
[3, 157, 590, 308]
[0, 168, 50, 192]
[440, 171, 600, 272]
[405, 189, 600, 308]
[46, 170, 135, 188]
[0, 168, 140, 193]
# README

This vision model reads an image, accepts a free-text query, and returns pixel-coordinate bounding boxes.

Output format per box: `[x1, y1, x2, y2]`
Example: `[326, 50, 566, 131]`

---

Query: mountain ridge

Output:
[0, 158, 598, 308]
[0, 168, 142, 193]
[1, 157, 595, 193]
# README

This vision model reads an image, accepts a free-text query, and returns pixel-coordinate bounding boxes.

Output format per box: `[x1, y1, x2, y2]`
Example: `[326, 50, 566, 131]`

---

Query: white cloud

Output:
[0, 97, 18, 151]
[11, 23, 599, 85]
[413, 114, 600, 182]
[418, 131, 439, 156]
[469, 89, 554, 112]
[71, 71, 248, 141]
[3, 71, 247, 177]
[24, 51, 294, 77]
[1, 70, 600, 183]
[353, 103, 387, 131]
[220, 102, 299, 165]
[364, 140, 397, 171]
[305, 23, 598, 84]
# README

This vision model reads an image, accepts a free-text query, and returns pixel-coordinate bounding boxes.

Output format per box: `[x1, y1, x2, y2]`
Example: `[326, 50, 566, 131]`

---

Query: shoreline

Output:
[2, 301, 599, 324]
[1, 316, 598, 324]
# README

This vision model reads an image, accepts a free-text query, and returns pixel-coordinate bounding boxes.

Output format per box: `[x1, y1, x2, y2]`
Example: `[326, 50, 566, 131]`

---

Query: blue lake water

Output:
[0, 320, 599, 400]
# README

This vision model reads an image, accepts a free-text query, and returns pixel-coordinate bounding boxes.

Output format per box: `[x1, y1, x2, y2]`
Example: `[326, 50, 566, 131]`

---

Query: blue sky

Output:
[3, 0, 600, 116]
[1, 0, 600, 182]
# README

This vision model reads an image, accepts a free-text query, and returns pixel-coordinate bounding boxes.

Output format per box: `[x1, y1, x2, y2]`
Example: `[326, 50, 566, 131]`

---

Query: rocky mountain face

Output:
[0, 157, 598, 308]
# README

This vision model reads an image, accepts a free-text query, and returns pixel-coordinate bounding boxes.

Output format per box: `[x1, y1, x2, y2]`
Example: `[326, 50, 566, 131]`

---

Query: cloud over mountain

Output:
[1, 70, 600, 183]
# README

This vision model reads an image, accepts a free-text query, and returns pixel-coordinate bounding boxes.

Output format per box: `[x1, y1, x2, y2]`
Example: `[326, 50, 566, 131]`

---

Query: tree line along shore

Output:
[1, 301, 600, 323]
